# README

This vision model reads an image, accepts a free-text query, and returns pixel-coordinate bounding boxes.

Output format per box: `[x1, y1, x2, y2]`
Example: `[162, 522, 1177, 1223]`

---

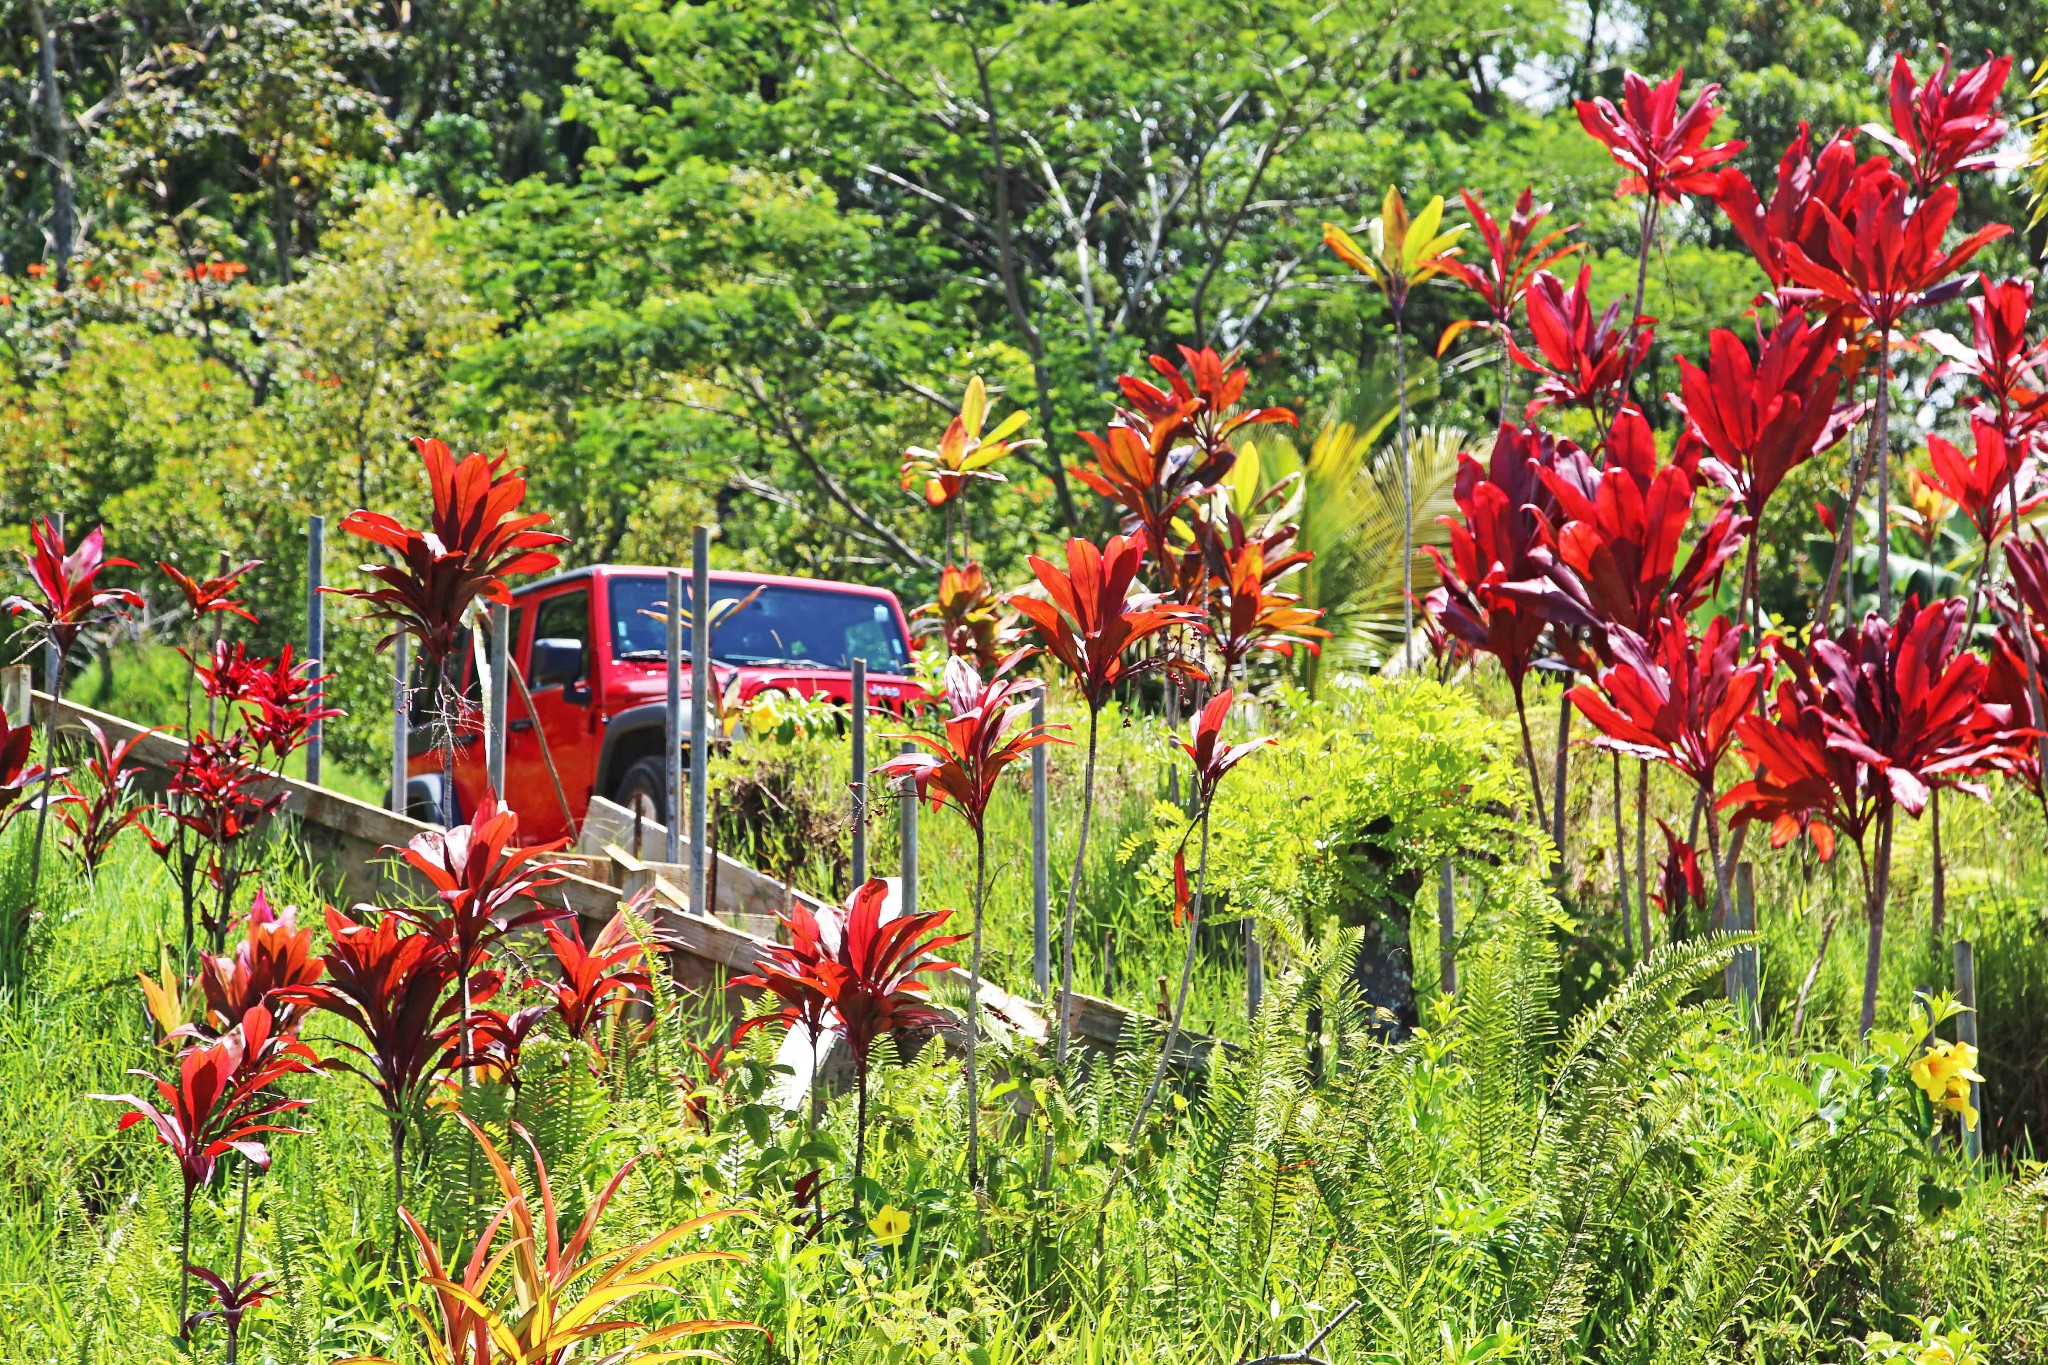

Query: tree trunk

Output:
[28, 0, 73, 291]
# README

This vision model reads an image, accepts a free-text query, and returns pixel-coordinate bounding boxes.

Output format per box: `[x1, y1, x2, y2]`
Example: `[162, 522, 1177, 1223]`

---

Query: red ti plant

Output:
[1198, 520, 1330, 689]
[238, 646, 343, 769]
[1862, 48, 2012, 193]
[1117, 345, 1297, 478]
[1575, 68, 1744, 390]
[1650, 819, 1706, 940]
[91, 1005, 316, 1329]
[874, 657, 1065, 1198]
[528, 905, 662, 1074]
[738, 881, 963, 1214]
[0, 713, 49, 830]
[1424, 423, 1567, 824]
[158, 556, 260, 739]
[195, 888, 325, 1035]
[1439, 187, 1578, 424]
[1712, 124, 1892, 301]
[899, 375, 1038, 561]
[1568, 612, 1767, 923]
[1924, 276, 2048, 438]
[1675, 312, 1859, 633]
[912, 562, 1008, 673]
[1126, 690, 1270, 1149]
[53, 717, 157, 878]
[5, 518, 141, 903]
[1779, 172, 2009, 619]
[1921, 418, 2043, 621]
[275, 907, 466, 1233]
[1510, 265, 1651, 427]
[159, 733, 286, 955]
[398, 790, 568, 1085]
[1008, 534, 1201, 1064]
[1726, 598, 2026, 1033]
[182, 1266, 276, 1364]
[332, 437, 567, 825]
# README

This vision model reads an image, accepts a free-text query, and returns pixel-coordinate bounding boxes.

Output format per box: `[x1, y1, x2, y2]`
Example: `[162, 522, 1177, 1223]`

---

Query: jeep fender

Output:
[595, 701, 698, 797]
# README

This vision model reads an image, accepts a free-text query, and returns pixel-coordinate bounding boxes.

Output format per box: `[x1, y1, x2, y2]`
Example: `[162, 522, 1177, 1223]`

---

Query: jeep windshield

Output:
[608, 575, 911, 673]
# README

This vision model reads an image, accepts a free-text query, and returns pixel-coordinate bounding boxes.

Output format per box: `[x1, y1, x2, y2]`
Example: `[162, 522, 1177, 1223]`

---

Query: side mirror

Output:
[531, 637, 586, 690]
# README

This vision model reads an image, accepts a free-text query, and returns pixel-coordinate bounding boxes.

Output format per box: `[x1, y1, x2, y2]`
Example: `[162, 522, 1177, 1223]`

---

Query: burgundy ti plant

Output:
[397, 790, 568, 1084]
[1569, 613, 1767, 923]
[5, 518, 140, 903]
[158, 733, 286, 956]
[737, 881, 963, 1214]
[1510, 265, 1651, 425]
[195, 888, 325, 1035]
[1576, 68, 1743, 399]
[277, 907, 471, 1234]
[92, 1005, 315, 1328]
[1863, 47, 2012, 193]
[1713, 124, 1891, 301]
[333, 436, 566, 824]
[1126, 690, 1270, 1149]
[1439, 187, 1578, 423]
[876, 657, 1065, 1199]
[529, 905, 662, 1073]
[1009, 533, 1201, 1065]
[52, 717, 157, 877]
[1425, 423, 1567, 823]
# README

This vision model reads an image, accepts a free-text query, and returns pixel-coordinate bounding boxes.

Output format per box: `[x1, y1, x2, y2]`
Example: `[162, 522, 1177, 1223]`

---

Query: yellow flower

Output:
[1910, 1040, 1984, 1130]
[867, 1203, 910, 1248]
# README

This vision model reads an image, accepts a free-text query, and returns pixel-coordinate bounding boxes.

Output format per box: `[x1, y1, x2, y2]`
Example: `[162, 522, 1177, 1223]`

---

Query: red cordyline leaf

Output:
[1712, 123, 1893, 293]
[1922, 275, 2048, 435]
[1500, 407, 1748, 664]
[734, 880, 965, 1075]
[398, 791, 570, 968]
[276, 907, 473, 1119]
[1983, 630, 2048, 805]
[182, 1265, 277, 1338]
[1438, 187, 1578, 351]
[1076, 347, 1293, 549]
[1575, 67, 1746, 202]
[1424, 423, 1568, 700]
[184, 639, 265, 705]
[1922, 417, 2044, 546]
[158, 558, 260, 624]
[54, 716, 157, 872]
[5, 518, 141, 657]
[874, 656, 1067, 836]
[1650, 819, 1705, 921]
[161, 733, 286, 852]
[0, 712, 48, 825]
[911, 562, 1007, 673]
[1568, 613, 1765, 794]
[194, 888, 325, 1035]
[1179, 689, 1273, 812]
[1508, 265, 1651, 419]
[90, 1005, 317, 1199]
[333, 437, 568, 664]
[240, 645, 343, 764]
[1009, 534, 1204, 710]
[1677, 312, 1862, 523]
[529, 903, 662, 1069]
[1863, 47, 2012, 194]
[1778, 174, 2008, 334]
[1182, 506, 1329, 674]
[1727, 599, 2028, 856]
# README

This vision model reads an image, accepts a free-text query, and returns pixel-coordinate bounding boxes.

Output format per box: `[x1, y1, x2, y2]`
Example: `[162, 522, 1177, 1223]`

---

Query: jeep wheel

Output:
[614, 755, 669, 829]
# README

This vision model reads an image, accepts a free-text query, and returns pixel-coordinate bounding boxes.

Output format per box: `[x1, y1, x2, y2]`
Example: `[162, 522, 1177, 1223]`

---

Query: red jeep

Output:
[406, 564, 924, 844]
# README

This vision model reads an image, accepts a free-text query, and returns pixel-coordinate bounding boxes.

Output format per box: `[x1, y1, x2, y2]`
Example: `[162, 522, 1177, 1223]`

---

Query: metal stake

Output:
[1438, 858, 1457, 996]
[898, 740, 918, 915]
[1954, 938, 1983, 1164]
[486, 600, 508, 795]
[1730, 861, 1759, 1035]
[390, 633, 410, 816]
[305, 514, 325, 785]
[850, 656, 867, 887]
[1031, 689, 1050, 993]
[688, 529, 711, 913]
[665, 568, 684, 867]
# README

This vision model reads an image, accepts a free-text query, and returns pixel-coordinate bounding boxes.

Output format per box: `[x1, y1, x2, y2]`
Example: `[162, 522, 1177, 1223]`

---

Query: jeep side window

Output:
[530, 589, 590, 687]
